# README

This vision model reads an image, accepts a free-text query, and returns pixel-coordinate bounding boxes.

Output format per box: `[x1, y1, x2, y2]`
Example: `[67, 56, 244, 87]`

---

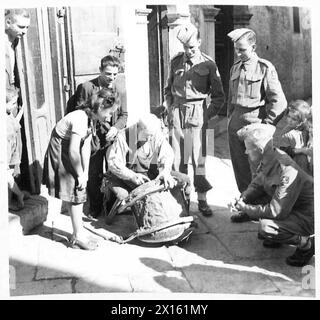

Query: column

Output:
[201, 6, 221, 60]
[122, 6, 152, 125]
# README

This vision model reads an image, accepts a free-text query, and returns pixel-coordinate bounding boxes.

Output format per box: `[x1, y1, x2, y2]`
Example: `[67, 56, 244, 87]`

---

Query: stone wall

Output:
[248, 6, 312, 103]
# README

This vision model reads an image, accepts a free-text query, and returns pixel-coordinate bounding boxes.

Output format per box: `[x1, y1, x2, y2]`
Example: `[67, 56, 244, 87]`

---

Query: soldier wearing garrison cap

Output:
[228, 123, 314, 267]
[227, 28, 287, 193]
[164, 22, 225, 217]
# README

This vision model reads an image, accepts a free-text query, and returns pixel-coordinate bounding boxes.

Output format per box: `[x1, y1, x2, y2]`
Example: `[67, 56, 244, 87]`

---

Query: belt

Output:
[173, 97, 204, 105]
[232, 104, 265, 110]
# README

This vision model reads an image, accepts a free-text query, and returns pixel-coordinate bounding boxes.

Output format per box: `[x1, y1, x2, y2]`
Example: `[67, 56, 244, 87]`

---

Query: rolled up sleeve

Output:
[106, 133, 136, 181]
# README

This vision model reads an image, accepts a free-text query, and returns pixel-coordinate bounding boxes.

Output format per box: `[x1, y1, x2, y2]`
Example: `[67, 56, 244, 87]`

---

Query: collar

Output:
[261, 148, 278, 174]
[242, 52, 258, 70]
[183, 51, 202, 65]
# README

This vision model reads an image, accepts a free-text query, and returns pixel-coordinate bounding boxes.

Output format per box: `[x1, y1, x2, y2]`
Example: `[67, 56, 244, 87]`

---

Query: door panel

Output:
[67, 6, 124, 89]
[18, 7, 56, 193]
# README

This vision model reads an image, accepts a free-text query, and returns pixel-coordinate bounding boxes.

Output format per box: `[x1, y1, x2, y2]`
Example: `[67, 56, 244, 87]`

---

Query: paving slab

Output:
[10, 279, 73, 296]
[179, 264, 279, 295]
[129, 271, 192, 293]
[193, 205, 260, 234]
[217, 231, 296, 260]
[9, 259, 36, 283]
[75, 275, 132, 293]
[269, 280, 315, 297]
[174, 233, 233, 263]
[238, 257, 315, 283]
[9, 235, 40, 266]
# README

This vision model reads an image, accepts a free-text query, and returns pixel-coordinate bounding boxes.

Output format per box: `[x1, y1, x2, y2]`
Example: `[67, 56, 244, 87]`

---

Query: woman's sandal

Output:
[69, 237, 98, 250]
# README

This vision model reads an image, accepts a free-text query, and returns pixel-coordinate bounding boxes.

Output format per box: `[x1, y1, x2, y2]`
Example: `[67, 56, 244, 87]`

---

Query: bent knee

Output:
[111, 187, 129, 201]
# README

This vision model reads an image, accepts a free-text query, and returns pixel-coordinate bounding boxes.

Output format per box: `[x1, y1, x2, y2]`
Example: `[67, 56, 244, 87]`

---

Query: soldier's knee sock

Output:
[197, 192, 207, 201]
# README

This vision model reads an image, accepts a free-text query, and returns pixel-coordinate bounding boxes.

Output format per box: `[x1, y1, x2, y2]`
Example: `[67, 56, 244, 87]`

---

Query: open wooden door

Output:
[62, 6, 125, 99]
[17, 7, 57, 194]
[17, 6, 126, 194]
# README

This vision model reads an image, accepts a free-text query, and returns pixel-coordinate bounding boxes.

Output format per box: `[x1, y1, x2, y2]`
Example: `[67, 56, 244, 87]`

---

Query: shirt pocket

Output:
[230, 70, 240, 97]
[191, 68, 210, 93]
[245, 73, 263, 99]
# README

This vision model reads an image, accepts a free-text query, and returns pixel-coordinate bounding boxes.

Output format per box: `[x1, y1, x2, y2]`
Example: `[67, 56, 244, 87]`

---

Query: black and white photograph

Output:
[0, 0, 318, 300]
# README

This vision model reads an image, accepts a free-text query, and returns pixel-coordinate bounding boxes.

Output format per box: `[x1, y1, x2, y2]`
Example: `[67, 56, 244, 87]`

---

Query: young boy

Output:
[6, 88, 27, 210]
[227, 28, 287, 193]
[279, 100, 313, 176]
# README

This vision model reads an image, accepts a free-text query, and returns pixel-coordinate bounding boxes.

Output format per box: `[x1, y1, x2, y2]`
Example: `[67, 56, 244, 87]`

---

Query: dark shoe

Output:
[263, 239, 282, 248]
[230, 211, 250, 223]
[198, 200, 213, 217]
[286, 238, 315, 267]
[69, 237, 98, 251]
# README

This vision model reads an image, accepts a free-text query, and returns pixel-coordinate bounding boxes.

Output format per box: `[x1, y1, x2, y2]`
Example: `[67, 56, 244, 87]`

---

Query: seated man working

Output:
[102, 113, 193, 244]
[229, 123, 314, 267]
[104, 113, 190, 211]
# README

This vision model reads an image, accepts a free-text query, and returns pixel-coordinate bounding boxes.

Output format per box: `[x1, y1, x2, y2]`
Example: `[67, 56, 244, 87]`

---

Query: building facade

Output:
[147, 5, 312, 114]
[8, 4, 312, 195]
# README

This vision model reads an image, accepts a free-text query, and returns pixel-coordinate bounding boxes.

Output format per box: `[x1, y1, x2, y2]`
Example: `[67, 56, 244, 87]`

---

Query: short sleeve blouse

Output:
[55, 110, 90, 140]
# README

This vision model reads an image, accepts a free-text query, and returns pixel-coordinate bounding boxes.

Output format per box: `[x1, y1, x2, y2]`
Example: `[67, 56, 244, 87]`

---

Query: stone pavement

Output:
[8, 116, 315, 298]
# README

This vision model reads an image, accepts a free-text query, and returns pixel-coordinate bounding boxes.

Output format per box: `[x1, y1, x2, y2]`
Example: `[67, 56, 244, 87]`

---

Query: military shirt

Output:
[228, 53, 287, 124]
[241, 148, 314, 229]
[164, 51, 225, 117]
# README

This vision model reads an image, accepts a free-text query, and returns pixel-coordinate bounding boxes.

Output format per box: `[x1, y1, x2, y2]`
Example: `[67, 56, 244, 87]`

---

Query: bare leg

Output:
[66, 202, 98, 250]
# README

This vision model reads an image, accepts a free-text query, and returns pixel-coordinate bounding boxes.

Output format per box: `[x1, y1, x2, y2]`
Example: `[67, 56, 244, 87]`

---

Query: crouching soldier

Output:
[102, 113, 194, 244]
[229, 123, 314, 267]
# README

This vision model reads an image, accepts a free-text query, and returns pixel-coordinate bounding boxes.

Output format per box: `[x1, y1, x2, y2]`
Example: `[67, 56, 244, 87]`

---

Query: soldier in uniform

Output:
[164, 23, 225, 217]
[229, 123, 314, 267]
[227, 28, 287, 193]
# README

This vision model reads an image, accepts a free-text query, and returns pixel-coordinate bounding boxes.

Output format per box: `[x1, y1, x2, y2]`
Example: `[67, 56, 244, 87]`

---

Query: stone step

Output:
[9, 196, 48, 236]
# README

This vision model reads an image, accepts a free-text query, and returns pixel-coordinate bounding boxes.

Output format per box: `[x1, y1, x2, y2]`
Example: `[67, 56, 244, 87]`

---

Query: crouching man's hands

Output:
[228, 197, 252, 223]
[228, 197, 246, 212]
[132, 173, 150, 186]
[156, 170, 176, 189]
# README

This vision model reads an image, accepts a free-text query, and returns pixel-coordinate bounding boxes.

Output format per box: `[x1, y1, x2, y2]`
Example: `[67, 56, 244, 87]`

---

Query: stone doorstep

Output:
[8, 196, 48, 236]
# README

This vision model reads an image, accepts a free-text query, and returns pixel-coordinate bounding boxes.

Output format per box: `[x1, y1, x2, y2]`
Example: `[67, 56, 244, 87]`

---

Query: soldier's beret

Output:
[176, 23, 198, 45]
[227, 28, 255, 42]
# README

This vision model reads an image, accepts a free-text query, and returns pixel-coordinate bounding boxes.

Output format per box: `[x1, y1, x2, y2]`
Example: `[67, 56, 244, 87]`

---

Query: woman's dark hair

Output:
[80, 88, 118, 114]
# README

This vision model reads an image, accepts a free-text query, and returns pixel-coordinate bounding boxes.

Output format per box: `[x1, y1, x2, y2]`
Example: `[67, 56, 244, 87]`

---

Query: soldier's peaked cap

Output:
[176, 23, 198, 44]
[227, 28, 255, 42]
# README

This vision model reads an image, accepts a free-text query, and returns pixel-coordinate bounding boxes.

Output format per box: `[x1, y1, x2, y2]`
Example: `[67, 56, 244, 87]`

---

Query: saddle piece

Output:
[118, 179, 195, 245]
